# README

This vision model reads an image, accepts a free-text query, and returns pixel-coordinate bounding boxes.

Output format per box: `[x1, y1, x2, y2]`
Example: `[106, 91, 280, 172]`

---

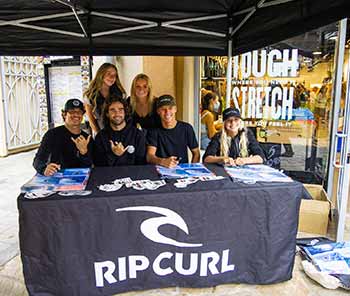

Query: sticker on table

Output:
[58, 190, 92, 196]
[24, 190, 56, 199]
[98, 184, 123, 192]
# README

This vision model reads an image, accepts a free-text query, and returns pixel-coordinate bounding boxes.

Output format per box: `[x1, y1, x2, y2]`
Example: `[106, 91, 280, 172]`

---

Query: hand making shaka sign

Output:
[110, 141, 127, 156]
[71, 135, 91, 155]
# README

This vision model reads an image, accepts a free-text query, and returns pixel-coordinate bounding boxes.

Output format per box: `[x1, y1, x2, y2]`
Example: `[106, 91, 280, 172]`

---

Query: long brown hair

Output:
[201, 91, 216, 111]
[130, 73, 154, 113]
[84, 63, 126, 112]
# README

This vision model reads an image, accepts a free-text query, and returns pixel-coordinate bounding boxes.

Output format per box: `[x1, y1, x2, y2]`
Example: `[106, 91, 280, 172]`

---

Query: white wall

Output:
[91, 56, 115, 77]
[117, 56, 143, 96]
[181, 57, 195, 127]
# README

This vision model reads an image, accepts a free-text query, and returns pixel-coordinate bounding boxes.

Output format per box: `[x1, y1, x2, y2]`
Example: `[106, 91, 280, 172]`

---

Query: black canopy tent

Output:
[4, 1, 350, 294]
[0, 0, 349, 56]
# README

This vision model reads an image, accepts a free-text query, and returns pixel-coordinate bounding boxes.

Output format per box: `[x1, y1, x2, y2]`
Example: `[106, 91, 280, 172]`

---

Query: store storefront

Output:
[199, 21, 350, 187]
[198, 19, 350, 240]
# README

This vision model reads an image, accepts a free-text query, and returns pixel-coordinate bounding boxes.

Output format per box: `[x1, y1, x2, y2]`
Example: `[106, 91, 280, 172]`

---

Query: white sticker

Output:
[113, 178, 132, 185]
[98, 184, 123, 192]
[58, 190, 92, 196]
[24, 190, 55, 199]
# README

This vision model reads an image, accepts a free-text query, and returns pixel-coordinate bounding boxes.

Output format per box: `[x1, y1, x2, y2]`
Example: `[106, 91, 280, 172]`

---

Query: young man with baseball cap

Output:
[93, 96, 146, 166]
[33, 98, 93, 176]
[146, 94, 200, 168]
[203, 107, 264, 166]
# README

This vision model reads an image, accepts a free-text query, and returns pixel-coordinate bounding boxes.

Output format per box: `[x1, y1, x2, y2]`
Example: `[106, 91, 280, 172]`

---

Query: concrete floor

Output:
[0, 148, 349, 296]
[0, 150, 35, 267]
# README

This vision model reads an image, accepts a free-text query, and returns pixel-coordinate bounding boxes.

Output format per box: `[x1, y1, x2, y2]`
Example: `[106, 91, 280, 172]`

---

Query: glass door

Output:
[200, 22, 340, 186]
[332, 21, 350, 241]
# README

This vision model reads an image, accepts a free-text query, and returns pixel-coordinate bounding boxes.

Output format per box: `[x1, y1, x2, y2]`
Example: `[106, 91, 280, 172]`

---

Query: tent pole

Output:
[225, 26, 233, 109]
[336, 48, 350, 242]
[327, 19, 347, 205]
[72, 7, 87, 37]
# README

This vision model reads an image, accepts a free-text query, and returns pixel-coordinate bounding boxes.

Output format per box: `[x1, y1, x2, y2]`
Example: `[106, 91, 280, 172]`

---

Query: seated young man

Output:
[146, 94, 200, 168]
[93, 96, 146, 166]
[33, 99, 92, 176]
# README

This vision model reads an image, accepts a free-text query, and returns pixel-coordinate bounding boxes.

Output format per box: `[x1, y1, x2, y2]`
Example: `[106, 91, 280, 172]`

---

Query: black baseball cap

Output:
[156, 95, 176, 109]
[222, 107, 241, 121]
[63, 99, 85, 113]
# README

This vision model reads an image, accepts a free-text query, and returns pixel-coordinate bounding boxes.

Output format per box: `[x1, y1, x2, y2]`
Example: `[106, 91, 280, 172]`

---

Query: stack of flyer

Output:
[225, 164, 292, 183]
[21, 168, 91, 192]
[302, 242, 350, 275]
[156, 163, 214, 179]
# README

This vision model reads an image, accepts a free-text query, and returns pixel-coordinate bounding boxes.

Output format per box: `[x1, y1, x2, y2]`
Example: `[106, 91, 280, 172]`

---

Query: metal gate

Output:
[0, 56, 43, 154]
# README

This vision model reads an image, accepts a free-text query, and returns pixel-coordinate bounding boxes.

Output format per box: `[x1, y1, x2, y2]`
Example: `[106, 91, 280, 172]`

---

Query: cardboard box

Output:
[298, 184, 331, 235]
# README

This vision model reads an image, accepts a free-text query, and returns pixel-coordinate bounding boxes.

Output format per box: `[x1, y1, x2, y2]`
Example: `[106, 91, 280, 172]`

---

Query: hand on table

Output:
[223, 157, 236, 166]
[161, 156, 179, 168]
[44, 163, 61, 176]
[71, 135, 91, 155]
[110, 141, 127, 156]
[234, 157, 246, 166]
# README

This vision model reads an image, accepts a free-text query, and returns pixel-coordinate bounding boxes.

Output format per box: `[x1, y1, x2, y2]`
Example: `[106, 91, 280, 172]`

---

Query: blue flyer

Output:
[156, 163, 214, 179]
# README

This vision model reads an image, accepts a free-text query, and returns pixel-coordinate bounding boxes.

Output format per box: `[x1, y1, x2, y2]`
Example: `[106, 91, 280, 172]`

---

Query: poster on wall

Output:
[48, 66, 83, 126]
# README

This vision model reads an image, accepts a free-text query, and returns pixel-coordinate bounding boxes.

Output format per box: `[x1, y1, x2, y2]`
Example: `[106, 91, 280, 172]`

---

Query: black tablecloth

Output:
[18, 164, 308, 296]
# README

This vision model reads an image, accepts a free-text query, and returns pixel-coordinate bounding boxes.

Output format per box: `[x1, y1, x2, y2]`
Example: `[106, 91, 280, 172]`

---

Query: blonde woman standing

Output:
[129, 73, 160, 130]
[84, 63, 126, 135]
[203, 108, 265, 166]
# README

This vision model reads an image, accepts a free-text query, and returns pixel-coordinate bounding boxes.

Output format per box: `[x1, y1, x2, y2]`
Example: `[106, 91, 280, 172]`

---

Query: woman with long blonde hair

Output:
[129, 73, 159, 130]
[203, 108, 265, 166]
[84, 63, 126, 135]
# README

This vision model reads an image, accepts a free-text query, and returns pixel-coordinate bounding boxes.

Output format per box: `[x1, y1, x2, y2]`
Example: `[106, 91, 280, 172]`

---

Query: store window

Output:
[200, 23, 340, 184]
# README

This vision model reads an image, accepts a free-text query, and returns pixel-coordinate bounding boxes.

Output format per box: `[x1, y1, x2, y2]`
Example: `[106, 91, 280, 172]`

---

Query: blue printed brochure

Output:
[302, 242, 350, 275]
[225, 164, 292, 183]
[21, 168, 91, 192]
[156, 163, 214, 179]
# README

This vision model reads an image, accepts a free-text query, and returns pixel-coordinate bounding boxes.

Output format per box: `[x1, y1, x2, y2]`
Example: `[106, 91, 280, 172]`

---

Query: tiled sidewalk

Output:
[1, 253, 350, 296]
[0, 150, 36, 266]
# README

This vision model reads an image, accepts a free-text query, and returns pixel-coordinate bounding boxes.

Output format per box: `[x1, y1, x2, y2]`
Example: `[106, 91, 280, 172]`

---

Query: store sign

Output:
[232, 49, 299, 120]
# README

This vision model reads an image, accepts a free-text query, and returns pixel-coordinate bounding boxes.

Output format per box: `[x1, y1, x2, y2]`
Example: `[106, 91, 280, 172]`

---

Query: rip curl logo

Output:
[115, 206, 203, 247]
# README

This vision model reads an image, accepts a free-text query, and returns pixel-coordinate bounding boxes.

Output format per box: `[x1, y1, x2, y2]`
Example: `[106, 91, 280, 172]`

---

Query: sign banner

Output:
[232, 49, 299, 121]
[19, 168, 303, 296]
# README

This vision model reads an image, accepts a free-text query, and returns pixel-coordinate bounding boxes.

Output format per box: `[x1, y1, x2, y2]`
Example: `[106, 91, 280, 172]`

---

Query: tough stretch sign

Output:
[232, 49, 299, 120]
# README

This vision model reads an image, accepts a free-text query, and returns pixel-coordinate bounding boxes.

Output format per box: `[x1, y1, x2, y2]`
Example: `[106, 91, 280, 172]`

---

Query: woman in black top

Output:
[129, 73, 160, 130]
[203, 107, 265, 166]
[84, 63, 126, 136]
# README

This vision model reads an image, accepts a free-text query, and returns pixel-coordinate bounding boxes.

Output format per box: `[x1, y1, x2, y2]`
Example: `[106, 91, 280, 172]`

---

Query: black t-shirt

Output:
[93, 122, 146, 166]
[147, 121, 198, 163]
[131, 111, 161, 130]
[126, 96, 161, 131]
[33, 125, 93, 174]
[203, 128, 265, 161]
